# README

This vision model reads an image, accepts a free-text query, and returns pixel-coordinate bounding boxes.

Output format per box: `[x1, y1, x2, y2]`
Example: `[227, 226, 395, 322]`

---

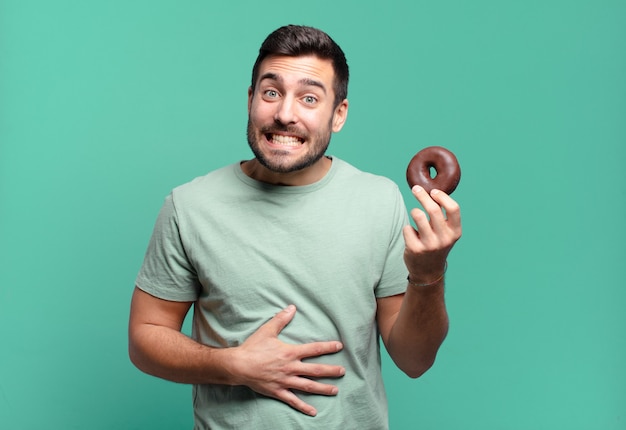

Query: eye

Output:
[303, 95, 318, 104]
[264, 89, 279, 98]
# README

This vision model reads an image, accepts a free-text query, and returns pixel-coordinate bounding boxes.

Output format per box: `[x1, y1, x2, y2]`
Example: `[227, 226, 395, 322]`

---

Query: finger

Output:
[294, 340, 343, 360]
[406, 205, 436, 248]
[298, 362, 346, 379]
[275, 388, 318, 417]
[410, 186, 439, 229]
[261, 304, 297, 337]
[402, 224, 424, 252]
[287, 375, 340, 397]
[430, 189, 462, 235]
[411, 185, 446, 229]
[412, 187, 458, 242]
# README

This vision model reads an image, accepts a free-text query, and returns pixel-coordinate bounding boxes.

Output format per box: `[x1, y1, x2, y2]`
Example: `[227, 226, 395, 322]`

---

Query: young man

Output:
[129, 25, 461, 429]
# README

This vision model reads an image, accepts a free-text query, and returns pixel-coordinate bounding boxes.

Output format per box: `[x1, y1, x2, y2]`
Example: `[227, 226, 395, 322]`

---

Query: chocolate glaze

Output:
[406, 146, 461, 194]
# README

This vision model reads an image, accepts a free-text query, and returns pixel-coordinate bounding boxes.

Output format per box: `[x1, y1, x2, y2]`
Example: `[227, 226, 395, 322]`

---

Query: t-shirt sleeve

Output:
[374, 186, 410, 298]
[135, 193, 201, 302]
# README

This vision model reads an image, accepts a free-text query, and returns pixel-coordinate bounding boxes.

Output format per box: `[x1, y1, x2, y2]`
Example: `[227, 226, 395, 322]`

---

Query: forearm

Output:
[385, 280, 449, 378]
[129, 323, 236, 385]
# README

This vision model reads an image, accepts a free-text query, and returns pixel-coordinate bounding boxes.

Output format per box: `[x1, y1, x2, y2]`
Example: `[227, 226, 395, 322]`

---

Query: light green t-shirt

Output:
[136, 157, 409, 429]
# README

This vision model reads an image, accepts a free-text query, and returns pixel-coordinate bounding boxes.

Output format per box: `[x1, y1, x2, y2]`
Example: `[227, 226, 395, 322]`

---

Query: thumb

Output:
[262, 304, 296, 337]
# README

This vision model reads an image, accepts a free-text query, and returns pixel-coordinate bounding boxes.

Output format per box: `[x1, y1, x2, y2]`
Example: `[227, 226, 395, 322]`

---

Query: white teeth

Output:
[271, 134, 302, 146]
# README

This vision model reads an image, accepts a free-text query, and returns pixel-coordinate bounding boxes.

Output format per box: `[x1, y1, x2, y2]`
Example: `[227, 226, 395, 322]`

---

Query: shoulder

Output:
[325, 157, 408, 226]
[170, 163, 240, 205]
[331, 157, 403, 198]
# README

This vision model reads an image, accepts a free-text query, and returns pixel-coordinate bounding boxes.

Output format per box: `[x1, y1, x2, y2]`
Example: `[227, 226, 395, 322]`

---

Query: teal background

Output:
[1, 0, 624, 428]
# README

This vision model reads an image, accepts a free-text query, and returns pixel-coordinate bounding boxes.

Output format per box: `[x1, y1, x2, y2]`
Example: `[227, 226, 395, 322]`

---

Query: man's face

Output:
[247, 55, 348, 176]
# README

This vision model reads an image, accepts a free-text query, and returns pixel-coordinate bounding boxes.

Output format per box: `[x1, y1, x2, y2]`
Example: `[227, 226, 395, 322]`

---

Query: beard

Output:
[246, 119, 333, 174]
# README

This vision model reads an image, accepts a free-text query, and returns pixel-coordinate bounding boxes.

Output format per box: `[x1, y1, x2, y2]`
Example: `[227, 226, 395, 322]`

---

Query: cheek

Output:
[302, 110, 333, 130]
[249, 103, 275, 124]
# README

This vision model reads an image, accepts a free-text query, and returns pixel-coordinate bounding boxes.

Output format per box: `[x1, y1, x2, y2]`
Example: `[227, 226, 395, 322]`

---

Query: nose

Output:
[274, 98, 297, 125]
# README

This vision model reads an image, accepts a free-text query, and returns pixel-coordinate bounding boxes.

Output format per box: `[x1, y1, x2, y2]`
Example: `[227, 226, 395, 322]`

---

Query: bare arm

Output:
[377, 185, 461, 378]
[128, 288, 345, 416]
[377, 285, 448, 378]
[128, 287, 229, 383]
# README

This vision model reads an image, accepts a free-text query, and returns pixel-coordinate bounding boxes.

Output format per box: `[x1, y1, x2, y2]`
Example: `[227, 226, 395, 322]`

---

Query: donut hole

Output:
[429, 165, 438, 179]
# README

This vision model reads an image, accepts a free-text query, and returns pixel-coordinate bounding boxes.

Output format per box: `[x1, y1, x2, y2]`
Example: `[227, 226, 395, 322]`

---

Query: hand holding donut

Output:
[403, 146, 462, 285]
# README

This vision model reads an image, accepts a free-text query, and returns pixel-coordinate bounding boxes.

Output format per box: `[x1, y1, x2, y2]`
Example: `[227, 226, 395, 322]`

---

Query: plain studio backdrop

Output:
[1, 1, 624, 429]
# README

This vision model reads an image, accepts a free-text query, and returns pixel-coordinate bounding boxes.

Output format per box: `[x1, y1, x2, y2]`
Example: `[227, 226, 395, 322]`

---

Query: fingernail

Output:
[284, 304, 295, 312]
[412, 185, 423, 193]
[431, 189, 440, 195]
[336, 342, 343, 351]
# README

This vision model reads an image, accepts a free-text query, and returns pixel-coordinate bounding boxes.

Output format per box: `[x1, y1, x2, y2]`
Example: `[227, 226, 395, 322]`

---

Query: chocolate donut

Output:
[406, 146, 461, 194]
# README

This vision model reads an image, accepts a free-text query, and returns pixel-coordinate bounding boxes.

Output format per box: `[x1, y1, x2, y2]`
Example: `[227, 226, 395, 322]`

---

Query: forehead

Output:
[256, 55, 335, 89]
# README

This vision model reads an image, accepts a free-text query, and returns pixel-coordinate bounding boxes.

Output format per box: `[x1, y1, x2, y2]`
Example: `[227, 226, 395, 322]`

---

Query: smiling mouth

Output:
[266, 133, 304, 147]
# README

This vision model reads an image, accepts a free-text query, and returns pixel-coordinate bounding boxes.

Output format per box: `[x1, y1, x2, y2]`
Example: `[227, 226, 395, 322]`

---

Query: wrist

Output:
[407, 261, 447, 288]
[221, 346, 246, 386]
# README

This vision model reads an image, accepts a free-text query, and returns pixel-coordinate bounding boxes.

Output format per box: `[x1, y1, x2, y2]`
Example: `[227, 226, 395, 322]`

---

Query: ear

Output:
[331, 99, 349, 132]
[247, 87, 253, 113]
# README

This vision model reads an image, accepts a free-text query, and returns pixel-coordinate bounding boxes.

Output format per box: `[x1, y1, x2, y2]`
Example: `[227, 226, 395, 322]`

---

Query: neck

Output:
[241, 156, 332, 186]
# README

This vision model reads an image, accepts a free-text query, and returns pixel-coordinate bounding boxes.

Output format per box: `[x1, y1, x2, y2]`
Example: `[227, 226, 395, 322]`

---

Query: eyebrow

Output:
[259, 73, 327, 94]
